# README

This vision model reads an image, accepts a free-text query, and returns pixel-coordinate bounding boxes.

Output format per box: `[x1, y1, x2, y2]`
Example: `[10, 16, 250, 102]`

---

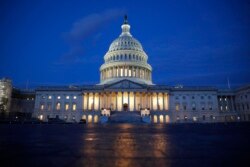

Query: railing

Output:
[101, 109, 111, 116]
[141, 108, 150, 116]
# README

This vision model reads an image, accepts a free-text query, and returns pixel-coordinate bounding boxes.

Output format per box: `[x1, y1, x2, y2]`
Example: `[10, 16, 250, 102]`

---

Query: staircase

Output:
[109, 111, 142, 123]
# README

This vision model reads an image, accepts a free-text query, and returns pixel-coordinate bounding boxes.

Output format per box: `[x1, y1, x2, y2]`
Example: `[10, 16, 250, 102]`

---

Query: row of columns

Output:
[101, 66, 151, 81]
[83, 92, 168, 111]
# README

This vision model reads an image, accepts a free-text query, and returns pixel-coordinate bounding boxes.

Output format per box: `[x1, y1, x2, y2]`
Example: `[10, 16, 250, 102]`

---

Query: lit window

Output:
[38, 115, 43, 121]
[56, 102, 61, 110]
[220, 106, 223, 111]
[72, 103, 77, 111]
[57, 96, 61, 99]
[226, 106, 228, 111]
[184, 116, 187, 120]
[175, 104, 179, 111]
[73, 96, 77, 99]
[40, 104, 44, 110]
[66, 96, 70, 99]
[219, 98, 222, 101]
[27, 98, 29, 100]
[193, 117, 197, 122]
[48, 96, 52, 99]
[224, 98, 227, 101]
[65, 103, 69, 111]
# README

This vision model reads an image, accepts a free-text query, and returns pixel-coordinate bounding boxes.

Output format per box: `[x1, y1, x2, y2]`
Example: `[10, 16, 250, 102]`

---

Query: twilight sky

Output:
[0, 0, 250, 89]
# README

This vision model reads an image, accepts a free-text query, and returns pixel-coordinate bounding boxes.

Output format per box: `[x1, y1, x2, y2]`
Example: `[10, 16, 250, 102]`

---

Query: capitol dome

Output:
[99, 15, 153, 85]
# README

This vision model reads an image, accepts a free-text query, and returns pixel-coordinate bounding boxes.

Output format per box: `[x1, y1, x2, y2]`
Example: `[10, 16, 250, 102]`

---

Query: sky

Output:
[0, 0, 250, 89]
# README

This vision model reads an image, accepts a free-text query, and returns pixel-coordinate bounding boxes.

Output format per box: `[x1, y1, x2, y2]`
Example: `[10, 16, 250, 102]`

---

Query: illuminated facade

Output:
[32, 16, 250, 123]
[0, 78, 12, 115]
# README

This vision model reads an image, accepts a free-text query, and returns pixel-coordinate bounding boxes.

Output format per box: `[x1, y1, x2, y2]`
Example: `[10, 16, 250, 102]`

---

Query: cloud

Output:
[58, 8, 125, 64]
[67, 9, 125, 42]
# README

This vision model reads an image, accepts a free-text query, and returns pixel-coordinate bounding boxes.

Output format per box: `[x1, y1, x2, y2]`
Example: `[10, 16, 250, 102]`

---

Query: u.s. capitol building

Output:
[32, 16, 250, 124]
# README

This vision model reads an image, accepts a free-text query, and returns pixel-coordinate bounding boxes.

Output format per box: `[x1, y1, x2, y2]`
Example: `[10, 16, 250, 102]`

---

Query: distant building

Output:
[0, 78, 12, 115]
[10, 88, 35, 119]
[22, 16, 250, 123]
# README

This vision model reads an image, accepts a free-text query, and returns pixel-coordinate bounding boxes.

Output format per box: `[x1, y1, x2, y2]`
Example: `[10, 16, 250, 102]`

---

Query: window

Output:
[40, 104, 44, 110]
[66, 96, 69, 99]
[57, 96, 61, 99]
[220, 106, 223, 111]
[48, 96, 52, 99]
[219, 98, 222, 101]
[208, 96, 211, 99]
[192, 103, 196, 111]
[72, 103, 77, 111]
[175, 96, 179, 100]
[65, 103, 69, 111]
[209, 104, 212, 110]
[201, 104, 205, 110]
[225, 106, 228, 111]
[224, 98, 227, 101]
[203, 115, 205, 121]
[183, 105, 187, 110]
[56, 102, 61, 110]
[184, 116, 187, 121]
[42, 96, 45, 99]
[201, 96, 204, 99]
[192, 96, 195, 99]
[73, 96, 77, 99]
[175, 104, 180, 111]
[183, 96, 186, 100]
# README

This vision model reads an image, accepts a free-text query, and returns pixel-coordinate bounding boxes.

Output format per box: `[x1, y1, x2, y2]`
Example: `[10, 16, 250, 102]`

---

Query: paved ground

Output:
[0, 123, 250, 167]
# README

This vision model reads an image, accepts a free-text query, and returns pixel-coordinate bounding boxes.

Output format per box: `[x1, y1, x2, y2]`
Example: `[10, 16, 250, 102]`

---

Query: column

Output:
[122, 92, 124, 107]
[140, 92, 142, 109]
[123, 66, 125, 77]
[110, 92, 112, 109]
[98, 93, 101, 110]
[157, 93, 159, 110]
[163, 93, 165, 111]
[87, 93, 89, 110]
[134, 92, 136, 111]
[93, 93, 95, 111]
[128, 92, 130, 111]
[151, 93, 153, 110]
[116, 92, 118, 110]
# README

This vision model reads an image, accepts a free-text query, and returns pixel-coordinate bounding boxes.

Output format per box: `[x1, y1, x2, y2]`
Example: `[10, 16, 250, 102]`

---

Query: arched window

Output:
[136, 55, 138, 60]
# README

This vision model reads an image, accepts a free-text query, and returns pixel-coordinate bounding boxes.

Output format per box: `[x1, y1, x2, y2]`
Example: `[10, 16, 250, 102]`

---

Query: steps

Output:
[109, 111, 142, 123]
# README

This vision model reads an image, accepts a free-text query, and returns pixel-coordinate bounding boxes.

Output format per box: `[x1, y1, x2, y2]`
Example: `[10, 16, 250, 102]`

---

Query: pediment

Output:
[105, 79, 146, 90]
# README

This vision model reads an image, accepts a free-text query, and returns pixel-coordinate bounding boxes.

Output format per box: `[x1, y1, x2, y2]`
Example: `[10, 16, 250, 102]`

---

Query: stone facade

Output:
[32, 16, 250, 123]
